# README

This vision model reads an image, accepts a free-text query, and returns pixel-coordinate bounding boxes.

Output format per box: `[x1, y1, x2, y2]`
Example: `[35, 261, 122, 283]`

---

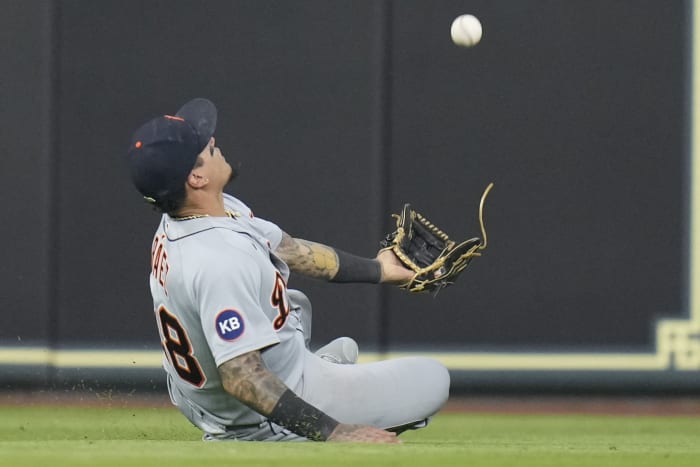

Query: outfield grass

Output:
[0, 405, 698, 467]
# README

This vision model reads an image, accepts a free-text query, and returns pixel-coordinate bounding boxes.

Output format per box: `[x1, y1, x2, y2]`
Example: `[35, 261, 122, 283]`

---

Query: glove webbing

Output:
[402, 182, 494, 292]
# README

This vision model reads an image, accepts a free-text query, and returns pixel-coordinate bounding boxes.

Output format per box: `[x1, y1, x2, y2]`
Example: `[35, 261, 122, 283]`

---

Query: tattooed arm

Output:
[219, 350, 289, 415]
[275, 232, 413, 285]
[275, 233, 340, 280]
[218, 350, 399, 443]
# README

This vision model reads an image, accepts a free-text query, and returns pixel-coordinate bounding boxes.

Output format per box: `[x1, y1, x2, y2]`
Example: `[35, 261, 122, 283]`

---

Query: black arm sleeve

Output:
[268, 389, 340, 441]
[330, 248, 382, 283]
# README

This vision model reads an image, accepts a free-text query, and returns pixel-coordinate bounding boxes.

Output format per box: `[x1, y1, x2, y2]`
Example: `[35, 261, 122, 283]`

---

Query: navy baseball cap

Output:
[128, 98, 217, 205]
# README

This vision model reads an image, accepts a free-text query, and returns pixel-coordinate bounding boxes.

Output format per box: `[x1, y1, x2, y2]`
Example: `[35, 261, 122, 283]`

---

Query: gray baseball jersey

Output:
[148, 193, 450, 440]
[150, 194, 306, 428]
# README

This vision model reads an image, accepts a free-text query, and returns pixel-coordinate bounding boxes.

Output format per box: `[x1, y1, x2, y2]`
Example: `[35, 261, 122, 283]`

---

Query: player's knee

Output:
[418, 358, 451, 412]
[433, 360, 451, 406]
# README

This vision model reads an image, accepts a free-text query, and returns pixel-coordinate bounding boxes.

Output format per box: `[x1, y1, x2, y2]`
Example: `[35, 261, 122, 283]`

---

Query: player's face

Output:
[197, 137, 235, 187]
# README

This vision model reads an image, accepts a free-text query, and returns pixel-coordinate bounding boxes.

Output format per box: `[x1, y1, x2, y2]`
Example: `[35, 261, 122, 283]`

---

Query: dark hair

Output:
[155, 189, 187, 215]
[156, 154, 205, 215]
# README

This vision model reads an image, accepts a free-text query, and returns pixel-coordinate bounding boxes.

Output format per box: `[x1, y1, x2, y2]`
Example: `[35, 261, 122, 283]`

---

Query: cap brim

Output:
[176, 98, 217, 143]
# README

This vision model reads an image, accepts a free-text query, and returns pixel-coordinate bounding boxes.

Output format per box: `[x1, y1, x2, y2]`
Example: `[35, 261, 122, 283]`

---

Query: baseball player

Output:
[127, 98, 450, 443]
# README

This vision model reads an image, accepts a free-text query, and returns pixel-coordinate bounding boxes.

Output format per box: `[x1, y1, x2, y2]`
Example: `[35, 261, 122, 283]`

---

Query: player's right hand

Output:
[376, 249, 414, 285]
[327, 423, 400, 443]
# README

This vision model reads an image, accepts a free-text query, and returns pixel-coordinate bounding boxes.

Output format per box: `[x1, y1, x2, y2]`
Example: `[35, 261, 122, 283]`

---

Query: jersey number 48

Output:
[156, 307, 206, 387]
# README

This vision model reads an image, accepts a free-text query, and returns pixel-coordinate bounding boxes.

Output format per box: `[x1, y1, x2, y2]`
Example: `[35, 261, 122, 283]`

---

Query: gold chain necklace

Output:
[172, 210, 240, 221]
[171, 213, 209, 221]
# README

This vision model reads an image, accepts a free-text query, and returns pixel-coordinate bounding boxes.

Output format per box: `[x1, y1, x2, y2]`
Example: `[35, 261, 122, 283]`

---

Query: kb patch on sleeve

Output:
[215, 309, 245, 341]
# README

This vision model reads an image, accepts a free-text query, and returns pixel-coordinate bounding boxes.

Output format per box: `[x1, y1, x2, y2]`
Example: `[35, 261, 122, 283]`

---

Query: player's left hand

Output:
[327, 424, 401, 443]
[376, 249, 414, 285]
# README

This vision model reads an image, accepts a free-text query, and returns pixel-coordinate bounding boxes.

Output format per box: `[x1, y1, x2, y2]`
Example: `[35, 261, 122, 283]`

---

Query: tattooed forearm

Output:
[218, 351, 289, 415]
[220, 351, 341, 441]
[275, 233, 339, 279]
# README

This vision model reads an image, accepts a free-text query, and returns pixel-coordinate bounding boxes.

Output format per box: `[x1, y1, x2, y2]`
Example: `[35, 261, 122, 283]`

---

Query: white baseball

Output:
[450, 14, 482, 47]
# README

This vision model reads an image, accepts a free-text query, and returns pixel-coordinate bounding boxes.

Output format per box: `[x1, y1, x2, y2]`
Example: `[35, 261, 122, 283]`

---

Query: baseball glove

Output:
[380, 182, 494, 294]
